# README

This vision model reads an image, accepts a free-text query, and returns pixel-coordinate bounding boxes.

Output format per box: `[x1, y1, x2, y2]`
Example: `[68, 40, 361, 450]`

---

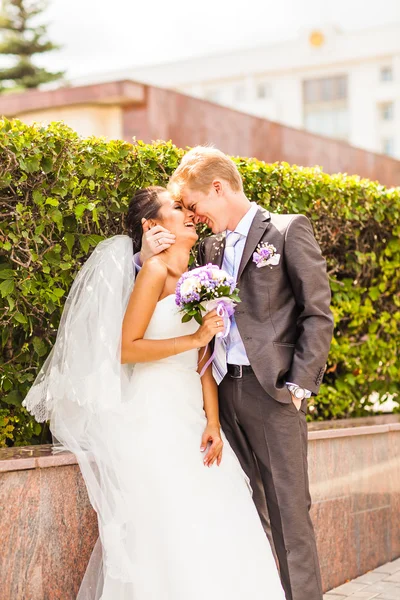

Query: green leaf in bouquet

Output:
[218, 285, 231, 295]
[194, 312, 203, 325]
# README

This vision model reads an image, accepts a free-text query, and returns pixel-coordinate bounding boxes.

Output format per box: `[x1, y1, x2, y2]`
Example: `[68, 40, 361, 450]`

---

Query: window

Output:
[256, 82, 271, 99]
[382, 138, 395, 157]
[304, 108, 349, 140]
[380, 66, 393, 82]
[380, 102, 394, 121]
[234, 84, 246, 102]
[303, 75, 349, 140]
[303, 75, 348, 103]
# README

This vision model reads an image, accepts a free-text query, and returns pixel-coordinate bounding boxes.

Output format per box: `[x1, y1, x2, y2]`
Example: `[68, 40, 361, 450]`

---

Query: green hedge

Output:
[1, 119, 399, 446]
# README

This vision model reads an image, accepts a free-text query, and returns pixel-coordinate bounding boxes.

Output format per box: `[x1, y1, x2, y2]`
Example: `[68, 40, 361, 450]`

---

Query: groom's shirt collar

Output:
[225, 201, 259, 239]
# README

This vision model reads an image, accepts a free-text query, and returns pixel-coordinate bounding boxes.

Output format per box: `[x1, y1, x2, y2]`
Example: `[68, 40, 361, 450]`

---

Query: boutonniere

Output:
[253, 243, 281, 268]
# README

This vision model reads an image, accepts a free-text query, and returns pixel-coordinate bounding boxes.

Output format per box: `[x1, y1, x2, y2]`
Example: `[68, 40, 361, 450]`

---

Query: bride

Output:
[23, 186, 285, 600]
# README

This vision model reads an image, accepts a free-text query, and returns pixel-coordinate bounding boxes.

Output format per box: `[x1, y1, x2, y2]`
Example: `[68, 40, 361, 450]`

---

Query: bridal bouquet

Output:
[175, 264, 240, 334]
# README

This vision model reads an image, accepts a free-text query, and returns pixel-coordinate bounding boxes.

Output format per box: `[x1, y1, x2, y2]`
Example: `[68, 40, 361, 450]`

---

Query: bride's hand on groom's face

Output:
[200, 424, 223, 467]
[140, 220, 176, 263]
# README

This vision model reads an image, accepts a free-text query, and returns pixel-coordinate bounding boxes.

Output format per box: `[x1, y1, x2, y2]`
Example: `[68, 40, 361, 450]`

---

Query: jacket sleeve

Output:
[284, 215, 334, 394]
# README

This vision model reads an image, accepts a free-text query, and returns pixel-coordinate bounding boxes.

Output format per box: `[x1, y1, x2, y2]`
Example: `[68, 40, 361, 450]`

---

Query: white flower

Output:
[180, 277, 199, 296]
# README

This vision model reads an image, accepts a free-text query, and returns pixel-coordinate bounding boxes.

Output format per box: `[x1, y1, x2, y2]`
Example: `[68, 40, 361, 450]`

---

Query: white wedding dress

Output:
[77, 293, 286, 600]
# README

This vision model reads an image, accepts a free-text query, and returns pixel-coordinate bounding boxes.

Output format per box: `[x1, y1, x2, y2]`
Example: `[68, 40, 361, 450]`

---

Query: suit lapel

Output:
[237, 208, 271, 281]
[204, 234, 226, 268]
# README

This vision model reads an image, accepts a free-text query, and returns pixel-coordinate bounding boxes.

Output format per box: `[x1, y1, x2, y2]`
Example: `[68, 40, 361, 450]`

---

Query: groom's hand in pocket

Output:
[200, 424, 223, 467]
[140, 219, 176, 263]
[290, 394, 302, 411]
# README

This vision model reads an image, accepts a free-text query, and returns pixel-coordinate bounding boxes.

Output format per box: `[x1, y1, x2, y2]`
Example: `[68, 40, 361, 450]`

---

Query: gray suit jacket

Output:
[198, 207, 334, 404]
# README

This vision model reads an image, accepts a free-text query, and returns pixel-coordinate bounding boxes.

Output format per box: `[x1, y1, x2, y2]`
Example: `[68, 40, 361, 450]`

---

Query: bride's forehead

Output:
[163, 193, 182, 207]
[158, 190, 174, 205]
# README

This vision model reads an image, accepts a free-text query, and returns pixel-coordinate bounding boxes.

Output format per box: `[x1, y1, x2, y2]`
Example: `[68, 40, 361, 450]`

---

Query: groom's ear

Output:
[212, 179, 223, 195]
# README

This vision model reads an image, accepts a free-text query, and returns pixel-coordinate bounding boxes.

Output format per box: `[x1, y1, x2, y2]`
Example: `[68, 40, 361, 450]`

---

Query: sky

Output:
[8, 0, 400, 79]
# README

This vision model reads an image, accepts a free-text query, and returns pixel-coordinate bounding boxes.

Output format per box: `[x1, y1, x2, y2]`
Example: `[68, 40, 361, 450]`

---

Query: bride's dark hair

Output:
[125, 186, 166, 253]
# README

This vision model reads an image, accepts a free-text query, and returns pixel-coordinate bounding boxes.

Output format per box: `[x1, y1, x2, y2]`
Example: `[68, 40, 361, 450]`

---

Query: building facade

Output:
[3, 80, 400, 187]
[97, 24, 400, 160]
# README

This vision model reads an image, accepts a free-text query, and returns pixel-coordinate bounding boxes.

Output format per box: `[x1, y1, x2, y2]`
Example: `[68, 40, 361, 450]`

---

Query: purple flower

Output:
[175, 263, 240, 324]
[253, 243, 281, 269]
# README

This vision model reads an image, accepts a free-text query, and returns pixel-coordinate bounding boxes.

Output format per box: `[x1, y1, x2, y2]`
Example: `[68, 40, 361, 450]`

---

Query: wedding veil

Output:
[23, 235, 138, 591]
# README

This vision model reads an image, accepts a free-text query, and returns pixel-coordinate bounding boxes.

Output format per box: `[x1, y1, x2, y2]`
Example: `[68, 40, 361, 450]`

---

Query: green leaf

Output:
[75, 204, 86, 218]
[45, 197, 59, 207]
[52, 288, 65, 298]
[42, 157, 53, 173]
[368, 287, 380, 301]
[79, 236, 90, 253]
[7, 295, 15, 311]
[0, 279, 14, 297]
[64, 232, 75, 253]
[2, 327, 9, 348]
[87, 234, 104, 247]
[33, 336, 48, 357]
[32, 190, 44, 204]
[24, 157, 40, 173]
[0, 269, 14, 279]
[181, 313, 193, 323]
[3, 391, 22, 407]
[14, 312, 27, 324]
[194, 312, 203, 325]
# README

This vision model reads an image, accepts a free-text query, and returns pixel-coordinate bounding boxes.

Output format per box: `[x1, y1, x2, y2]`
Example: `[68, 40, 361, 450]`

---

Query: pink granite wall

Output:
[0, 449, 97, 600]
[309, 422, 400, 591]
[123, 87, 400, 187]
[0, 416, 399, 599]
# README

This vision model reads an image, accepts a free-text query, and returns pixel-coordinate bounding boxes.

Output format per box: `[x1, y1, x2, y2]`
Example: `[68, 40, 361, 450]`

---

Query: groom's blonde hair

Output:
[168, 146, 243, 198]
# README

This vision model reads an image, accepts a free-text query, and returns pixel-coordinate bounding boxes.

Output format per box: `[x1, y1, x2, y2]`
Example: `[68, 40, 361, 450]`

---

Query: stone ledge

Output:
[1, 415, 399, 473]
[308, 422, 400, 441]
[0, 79, 146, 116]
[0, 445, 77, 472]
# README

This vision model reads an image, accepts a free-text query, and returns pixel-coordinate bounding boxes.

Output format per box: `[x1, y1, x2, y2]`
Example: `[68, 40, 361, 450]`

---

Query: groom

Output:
[141, 147, 334, 600]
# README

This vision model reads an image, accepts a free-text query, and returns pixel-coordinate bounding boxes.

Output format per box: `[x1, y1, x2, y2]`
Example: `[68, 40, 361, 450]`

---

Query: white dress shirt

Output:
[222, 202, 259, 365]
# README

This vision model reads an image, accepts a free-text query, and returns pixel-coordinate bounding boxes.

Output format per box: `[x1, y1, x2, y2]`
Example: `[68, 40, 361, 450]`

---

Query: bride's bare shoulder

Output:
[139, 256, 168, 282]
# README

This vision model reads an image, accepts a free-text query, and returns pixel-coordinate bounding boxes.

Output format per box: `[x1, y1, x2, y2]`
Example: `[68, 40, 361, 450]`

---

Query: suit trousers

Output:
[219, 370, 323, 600]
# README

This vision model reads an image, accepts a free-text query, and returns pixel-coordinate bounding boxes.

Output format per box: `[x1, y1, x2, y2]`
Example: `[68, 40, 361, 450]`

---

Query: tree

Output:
[0, 0, 64, 91]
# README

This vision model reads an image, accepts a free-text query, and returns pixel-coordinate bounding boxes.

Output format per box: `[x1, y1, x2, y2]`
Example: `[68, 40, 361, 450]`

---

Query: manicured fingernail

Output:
[200, 447, 205, 451]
